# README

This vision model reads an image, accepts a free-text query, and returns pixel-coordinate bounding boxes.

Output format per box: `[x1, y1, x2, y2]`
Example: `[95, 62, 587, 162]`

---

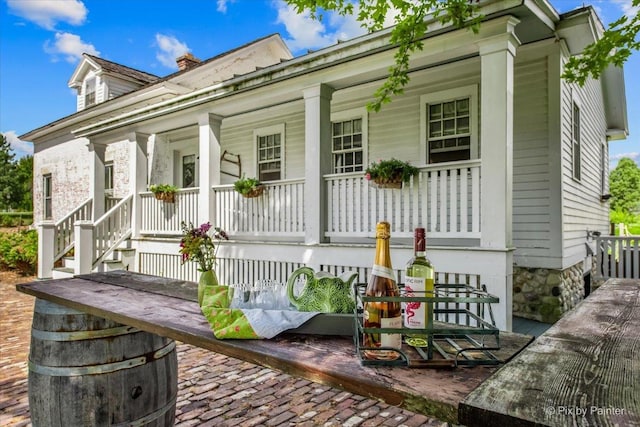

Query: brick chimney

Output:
[176, 53, 201, 71]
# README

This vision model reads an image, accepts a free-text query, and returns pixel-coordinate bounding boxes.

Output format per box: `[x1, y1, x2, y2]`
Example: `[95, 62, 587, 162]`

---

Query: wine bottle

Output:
[363, 221, 402, 360]
[404, 228, 435, 329]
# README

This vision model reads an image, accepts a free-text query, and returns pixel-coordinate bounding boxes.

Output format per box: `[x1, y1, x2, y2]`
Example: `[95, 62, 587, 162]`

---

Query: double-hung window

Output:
[572, 100, 582, 181]
[331, 108, 367, 174]
[43, 174, 52, 220]
[182, 154, 196, 188]
[255, 124, 284, 182]
[421, 85, 478, 164]
[85, 77, 96, 107]
[105, 162, 114, 194]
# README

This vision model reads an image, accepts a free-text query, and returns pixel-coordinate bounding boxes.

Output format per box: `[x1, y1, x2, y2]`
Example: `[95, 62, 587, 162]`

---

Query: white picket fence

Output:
[596, 236, 640, 280]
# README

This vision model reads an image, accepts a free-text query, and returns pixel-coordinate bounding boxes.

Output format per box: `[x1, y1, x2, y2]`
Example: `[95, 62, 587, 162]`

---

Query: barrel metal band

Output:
[113, 393, 177, 427]
[31, 325, 139, 342]
[29, 341, 176, 377]
[153, 340, 176, 360]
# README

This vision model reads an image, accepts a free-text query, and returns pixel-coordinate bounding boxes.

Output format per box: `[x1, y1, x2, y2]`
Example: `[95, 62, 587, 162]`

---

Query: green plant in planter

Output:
[234, 176, 264, 198]
[365, 158, 419, 187]
[149, 184, 178, 202]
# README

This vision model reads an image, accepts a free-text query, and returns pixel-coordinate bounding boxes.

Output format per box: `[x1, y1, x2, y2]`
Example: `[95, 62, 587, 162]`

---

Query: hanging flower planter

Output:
[242, 185, 265, 198]
[149, 184, 178, 203]
[371, 178, 403, 189]
[365, 158, 418, 190]
[234, 176, 265, 198]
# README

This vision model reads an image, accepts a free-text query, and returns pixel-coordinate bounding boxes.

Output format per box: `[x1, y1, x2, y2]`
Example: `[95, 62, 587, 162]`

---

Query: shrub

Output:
[0, 212, 33, 227]
[0, 229, 38, 275]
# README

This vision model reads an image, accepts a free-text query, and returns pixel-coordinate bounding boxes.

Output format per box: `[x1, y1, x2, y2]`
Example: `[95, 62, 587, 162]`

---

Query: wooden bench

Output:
[459, 278, 640, 426]
[18, 271, 532, 424]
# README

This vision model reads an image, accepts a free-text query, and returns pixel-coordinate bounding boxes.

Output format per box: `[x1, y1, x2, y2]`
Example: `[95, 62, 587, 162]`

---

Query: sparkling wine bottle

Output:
[404, 228, 435, 329]
[363, 221, 402, 360]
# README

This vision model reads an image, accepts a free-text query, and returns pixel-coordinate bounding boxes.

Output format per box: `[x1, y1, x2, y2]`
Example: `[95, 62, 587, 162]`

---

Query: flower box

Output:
[242, 185, 265, 198]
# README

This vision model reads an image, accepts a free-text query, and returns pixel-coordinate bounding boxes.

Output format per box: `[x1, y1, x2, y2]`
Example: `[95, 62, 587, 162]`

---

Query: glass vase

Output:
[198, 270, 219, 306]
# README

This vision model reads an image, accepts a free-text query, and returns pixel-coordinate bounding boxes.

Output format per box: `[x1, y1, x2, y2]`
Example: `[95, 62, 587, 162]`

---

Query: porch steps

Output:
[52, 241, 135, 278]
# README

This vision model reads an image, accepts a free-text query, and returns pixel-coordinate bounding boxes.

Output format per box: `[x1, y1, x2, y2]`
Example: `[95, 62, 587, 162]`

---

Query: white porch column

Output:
[88, 142, 106, 221]
[478, 18, 520, 331]
[198, 114, 222, 226]
[37, 221, 55, 279]
[129, 132, 149, 239]
[303, 83, 334, 246]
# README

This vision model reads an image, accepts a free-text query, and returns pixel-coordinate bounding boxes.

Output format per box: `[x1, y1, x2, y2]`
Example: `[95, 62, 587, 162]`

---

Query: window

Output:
[420, 85, 478, 164]
[105, 162, 114, 192]
[182, 154, 196, 188]
[572, 101, 581, 181]
[43, 174, 52, 220]
[255, 125, 284, 182]
[332, 114, 365, 174]
[85, 78, 96, 107]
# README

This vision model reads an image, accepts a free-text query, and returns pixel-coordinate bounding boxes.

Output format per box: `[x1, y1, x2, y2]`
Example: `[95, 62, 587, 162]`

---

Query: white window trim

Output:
[330, 107, 368, 174]
[419, 84, 478, 164]
[571, 94, 582, 182]
[43, 174, 53, 220]
[254, 124, 285, 181]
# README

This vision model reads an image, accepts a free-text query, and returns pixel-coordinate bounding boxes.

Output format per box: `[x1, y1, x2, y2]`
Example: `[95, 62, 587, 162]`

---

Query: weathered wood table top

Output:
[459, 278, 640, 427]
[17, 271, 532, 423]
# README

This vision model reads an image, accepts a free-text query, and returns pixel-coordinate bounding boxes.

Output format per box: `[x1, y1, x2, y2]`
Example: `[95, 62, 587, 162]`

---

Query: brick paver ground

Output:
[0, 273, 448, 426]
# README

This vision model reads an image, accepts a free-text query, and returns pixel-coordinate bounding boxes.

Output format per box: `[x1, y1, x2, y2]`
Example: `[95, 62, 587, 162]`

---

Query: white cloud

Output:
[44, 32, 99, 63]
[155, 34, 190, 69]
[612, 0, 639, 18]
[7, 0, 87, 30]
[217, 0, 236, 13]
[2, 131, 34, 157]
[274, 0, 368, 53]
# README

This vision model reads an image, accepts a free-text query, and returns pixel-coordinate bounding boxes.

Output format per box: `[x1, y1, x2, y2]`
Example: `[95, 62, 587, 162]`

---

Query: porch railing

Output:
[93, 194, 133, 267]
[325, 160, 481, 239]
[140, 188, 199, 235]
[596, 236, 639, 280]
[53, 198, 93, 262]
[213, 179, 305, 238]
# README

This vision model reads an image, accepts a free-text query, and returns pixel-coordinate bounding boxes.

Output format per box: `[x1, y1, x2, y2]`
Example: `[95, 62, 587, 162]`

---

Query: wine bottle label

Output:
[404, 276, 426, 328]
[380, 316, 402, 349]
[371, 264, 395, 281]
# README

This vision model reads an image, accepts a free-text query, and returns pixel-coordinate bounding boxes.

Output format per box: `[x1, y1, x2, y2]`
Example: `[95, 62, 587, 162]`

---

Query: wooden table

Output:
[459, 278, 640, 426]
[17, 271, 533, 423]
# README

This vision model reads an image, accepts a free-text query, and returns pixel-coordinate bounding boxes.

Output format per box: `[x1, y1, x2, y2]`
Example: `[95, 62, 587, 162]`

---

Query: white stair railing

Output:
[92, 194, 133, 268]
[53, 198, 92, 262]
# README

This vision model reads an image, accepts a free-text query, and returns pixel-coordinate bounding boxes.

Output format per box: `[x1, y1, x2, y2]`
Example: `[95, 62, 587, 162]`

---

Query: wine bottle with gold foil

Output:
[363, 221, 402, 360]
[404, 227, 435, 329]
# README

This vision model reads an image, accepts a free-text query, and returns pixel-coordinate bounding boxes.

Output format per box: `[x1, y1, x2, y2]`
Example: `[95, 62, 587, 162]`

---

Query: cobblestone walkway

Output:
[0, 275, 447, 427]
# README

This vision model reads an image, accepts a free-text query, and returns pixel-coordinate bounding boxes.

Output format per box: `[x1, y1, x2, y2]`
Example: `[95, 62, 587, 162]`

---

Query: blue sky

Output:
[1, 0, 637, 166]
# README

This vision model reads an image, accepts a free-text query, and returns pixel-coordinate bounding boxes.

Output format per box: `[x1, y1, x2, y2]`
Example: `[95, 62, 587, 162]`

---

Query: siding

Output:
[221, 102, 305, 184]
[512, 57, 551, 265]
[560, 63, 610, 268]
[106, 77, 141, 100]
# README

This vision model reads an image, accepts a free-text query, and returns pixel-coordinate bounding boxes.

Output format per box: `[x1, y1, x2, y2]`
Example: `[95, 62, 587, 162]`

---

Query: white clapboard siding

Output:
[560, 64, 610, 266]
[512, 57, 552, 262]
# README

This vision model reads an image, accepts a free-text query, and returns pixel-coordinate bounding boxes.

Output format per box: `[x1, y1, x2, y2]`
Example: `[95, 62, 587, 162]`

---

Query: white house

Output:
[22, 1, 628, 331]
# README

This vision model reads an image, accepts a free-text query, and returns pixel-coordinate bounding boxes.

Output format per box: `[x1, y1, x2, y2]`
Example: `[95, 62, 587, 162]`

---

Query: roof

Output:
[84, 54, 160, 84]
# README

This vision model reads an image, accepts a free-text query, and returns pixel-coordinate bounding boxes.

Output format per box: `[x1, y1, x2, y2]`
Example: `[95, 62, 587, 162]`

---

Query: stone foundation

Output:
[512, 263, 585, 324]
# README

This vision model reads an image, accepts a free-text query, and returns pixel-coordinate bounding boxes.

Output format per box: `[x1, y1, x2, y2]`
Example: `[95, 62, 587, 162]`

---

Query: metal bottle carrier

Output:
[354, 283, 501, 368]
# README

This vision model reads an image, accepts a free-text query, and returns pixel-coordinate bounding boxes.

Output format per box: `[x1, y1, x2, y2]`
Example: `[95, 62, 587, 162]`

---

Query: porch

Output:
[138, 160, 481, 243]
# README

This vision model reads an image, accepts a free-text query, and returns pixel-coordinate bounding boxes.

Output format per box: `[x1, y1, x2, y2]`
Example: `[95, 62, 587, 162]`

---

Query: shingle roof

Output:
[84, 54, 160, 84]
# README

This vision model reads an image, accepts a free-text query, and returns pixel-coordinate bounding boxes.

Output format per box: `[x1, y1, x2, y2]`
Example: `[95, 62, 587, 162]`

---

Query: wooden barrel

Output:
[28, 299, 178, 427]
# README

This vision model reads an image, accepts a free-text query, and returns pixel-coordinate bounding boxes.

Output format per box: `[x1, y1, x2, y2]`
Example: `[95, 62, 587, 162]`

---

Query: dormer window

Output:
[85, 78, 96, 107]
